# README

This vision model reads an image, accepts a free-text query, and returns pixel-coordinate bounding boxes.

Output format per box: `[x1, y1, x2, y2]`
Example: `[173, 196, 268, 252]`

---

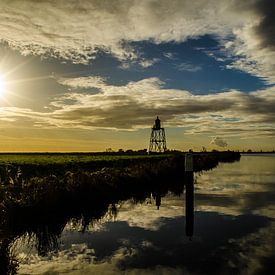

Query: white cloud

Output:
[210, 136, 228, 147]
[119, 57, 160, 70]
[223, 25, 275, 83]
[163, 52, 176, 60]
[1, 0, 274, 83]
[139, 58, 160, 68]
[58, 76, 106, 89]
[177, 62, 202, 72]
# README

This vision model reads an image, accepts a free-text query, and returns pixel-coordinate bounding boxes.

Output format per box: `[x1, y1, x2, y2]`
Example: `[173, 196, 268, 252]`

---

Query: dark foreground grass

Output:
[0, 152, 241, 206]
[0, 151, 241, 183]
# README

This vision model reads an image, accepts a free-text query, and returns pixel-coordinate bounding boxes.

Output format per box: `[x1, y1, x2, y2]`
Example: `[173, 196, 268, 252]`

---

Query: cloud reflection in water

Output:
[17, 155, 275, 274]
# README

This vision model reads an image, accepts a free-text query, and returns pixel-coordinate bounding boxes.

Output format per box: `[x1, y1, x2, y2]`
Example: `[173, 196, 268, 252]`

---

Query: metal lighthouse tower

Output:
[149, 116, 167, 153]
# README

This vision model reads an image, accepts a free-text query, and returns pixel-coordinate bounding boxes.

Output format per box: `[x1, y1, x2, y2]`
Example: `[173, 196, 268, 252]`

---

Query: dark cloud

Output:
[253, 0, 275, 50]
[51, 97, 236, 129]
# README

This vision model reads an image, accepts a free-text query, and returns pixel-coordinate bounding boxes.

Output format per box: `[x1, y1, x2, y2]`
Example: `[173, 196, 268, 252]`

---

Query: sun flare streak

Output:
[0, 75, 6, 97]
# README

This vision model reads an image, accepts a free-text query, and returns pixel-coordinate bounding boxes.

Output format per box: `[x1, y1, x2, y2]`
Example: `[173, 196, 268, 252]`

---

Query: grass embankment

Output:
[0, 153, 166, 165]
[0, 153, 170, 179]
[0, 151, 241, 208]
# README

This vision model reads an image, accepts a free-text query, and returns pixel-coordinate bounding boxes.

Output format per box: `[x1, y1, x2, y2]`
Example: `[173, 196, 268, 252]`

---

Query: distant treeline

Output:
[242, 151, 275, 154]
[0, 148, 259, 155]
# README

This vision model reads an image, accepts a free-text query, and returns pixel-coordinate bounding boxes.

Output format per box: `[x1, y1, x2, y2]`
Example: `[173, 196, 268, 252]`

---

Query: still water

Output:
[14, 155, 275, 274]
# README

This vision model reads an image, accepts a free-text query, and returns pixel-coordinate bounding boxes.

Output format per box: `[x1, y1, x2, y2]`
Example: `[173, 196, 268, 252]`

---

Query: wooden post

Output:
[185, 152, 194, 239]
[185, 152, 193, 172]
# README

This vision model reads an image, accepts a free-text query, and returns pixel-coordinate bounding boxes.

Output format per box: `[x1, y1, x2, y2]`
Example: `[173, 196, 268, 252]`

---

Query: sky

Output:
[0, 0, 274, 152]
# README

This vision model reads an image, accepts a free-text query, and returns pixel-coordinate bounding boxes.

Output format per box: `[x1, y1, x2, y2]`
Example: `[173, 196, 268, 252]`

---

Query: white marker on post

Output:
[185, 153, 193, 172]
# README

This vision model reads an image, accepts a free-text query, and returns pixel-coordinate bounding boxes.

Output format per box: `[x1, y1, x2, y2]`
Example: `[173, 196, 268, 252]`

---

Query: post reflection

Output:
[185, 171, 194, 239]
[153, 191, 161, 210]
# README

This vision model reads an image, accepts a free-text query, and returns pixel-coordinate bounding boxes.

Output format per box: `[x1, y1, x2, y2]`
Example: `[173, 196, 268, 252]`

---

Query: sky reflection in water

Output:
[17, 155, 275, 274]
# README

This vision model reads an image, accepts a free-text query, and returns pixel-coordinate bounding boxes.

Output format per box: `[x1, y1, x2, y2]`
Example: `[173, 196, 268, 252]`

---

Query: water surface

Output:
[13, 155, 275, 274]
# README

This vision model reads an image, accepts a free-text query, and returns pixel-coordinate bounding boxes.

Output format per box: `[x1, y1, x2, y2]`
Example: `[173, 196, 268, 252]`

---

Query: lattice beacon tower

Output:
[149, 116, 167, 153]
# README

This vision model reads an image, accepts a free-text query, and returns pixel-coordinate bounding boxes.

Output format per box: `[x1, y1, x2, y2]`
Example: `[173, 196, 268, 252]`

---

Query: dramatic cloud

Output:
[52, 77, 275, 135]
[210, 136, 228, 147]
[1, 77, 274, 141]
[0, 0, 274, 82]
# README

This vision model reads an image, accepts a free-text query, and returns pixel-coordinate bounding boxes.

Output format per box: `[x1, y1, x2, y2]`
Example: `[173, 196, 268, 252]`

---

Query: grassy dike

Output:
[0, 152, 241, 231]
[0, 152, 240, 208]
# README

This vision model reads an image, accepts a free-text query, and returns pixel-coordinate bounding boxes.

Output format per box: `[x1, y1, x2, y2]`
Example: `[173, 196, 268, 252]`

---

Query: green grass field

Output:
[0, 153, 169, 165]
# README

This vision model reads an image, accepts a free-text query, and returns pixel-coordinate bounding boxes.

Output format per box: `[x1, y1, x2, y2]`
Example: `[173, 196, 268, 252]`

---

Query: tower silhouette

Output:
[149, 116, 167, 153]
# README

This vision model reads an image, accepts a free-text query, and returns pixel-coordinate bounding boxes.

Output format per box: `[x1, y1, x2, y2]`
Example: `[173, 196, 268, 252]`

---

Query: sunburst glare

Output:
[0, 75, 6, 97]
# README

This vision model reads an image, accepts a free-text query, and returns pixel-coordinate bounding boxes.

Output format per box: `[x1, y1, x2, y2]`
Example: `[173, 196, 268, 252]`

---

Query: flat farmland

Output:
[0, 153, 168, 165]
